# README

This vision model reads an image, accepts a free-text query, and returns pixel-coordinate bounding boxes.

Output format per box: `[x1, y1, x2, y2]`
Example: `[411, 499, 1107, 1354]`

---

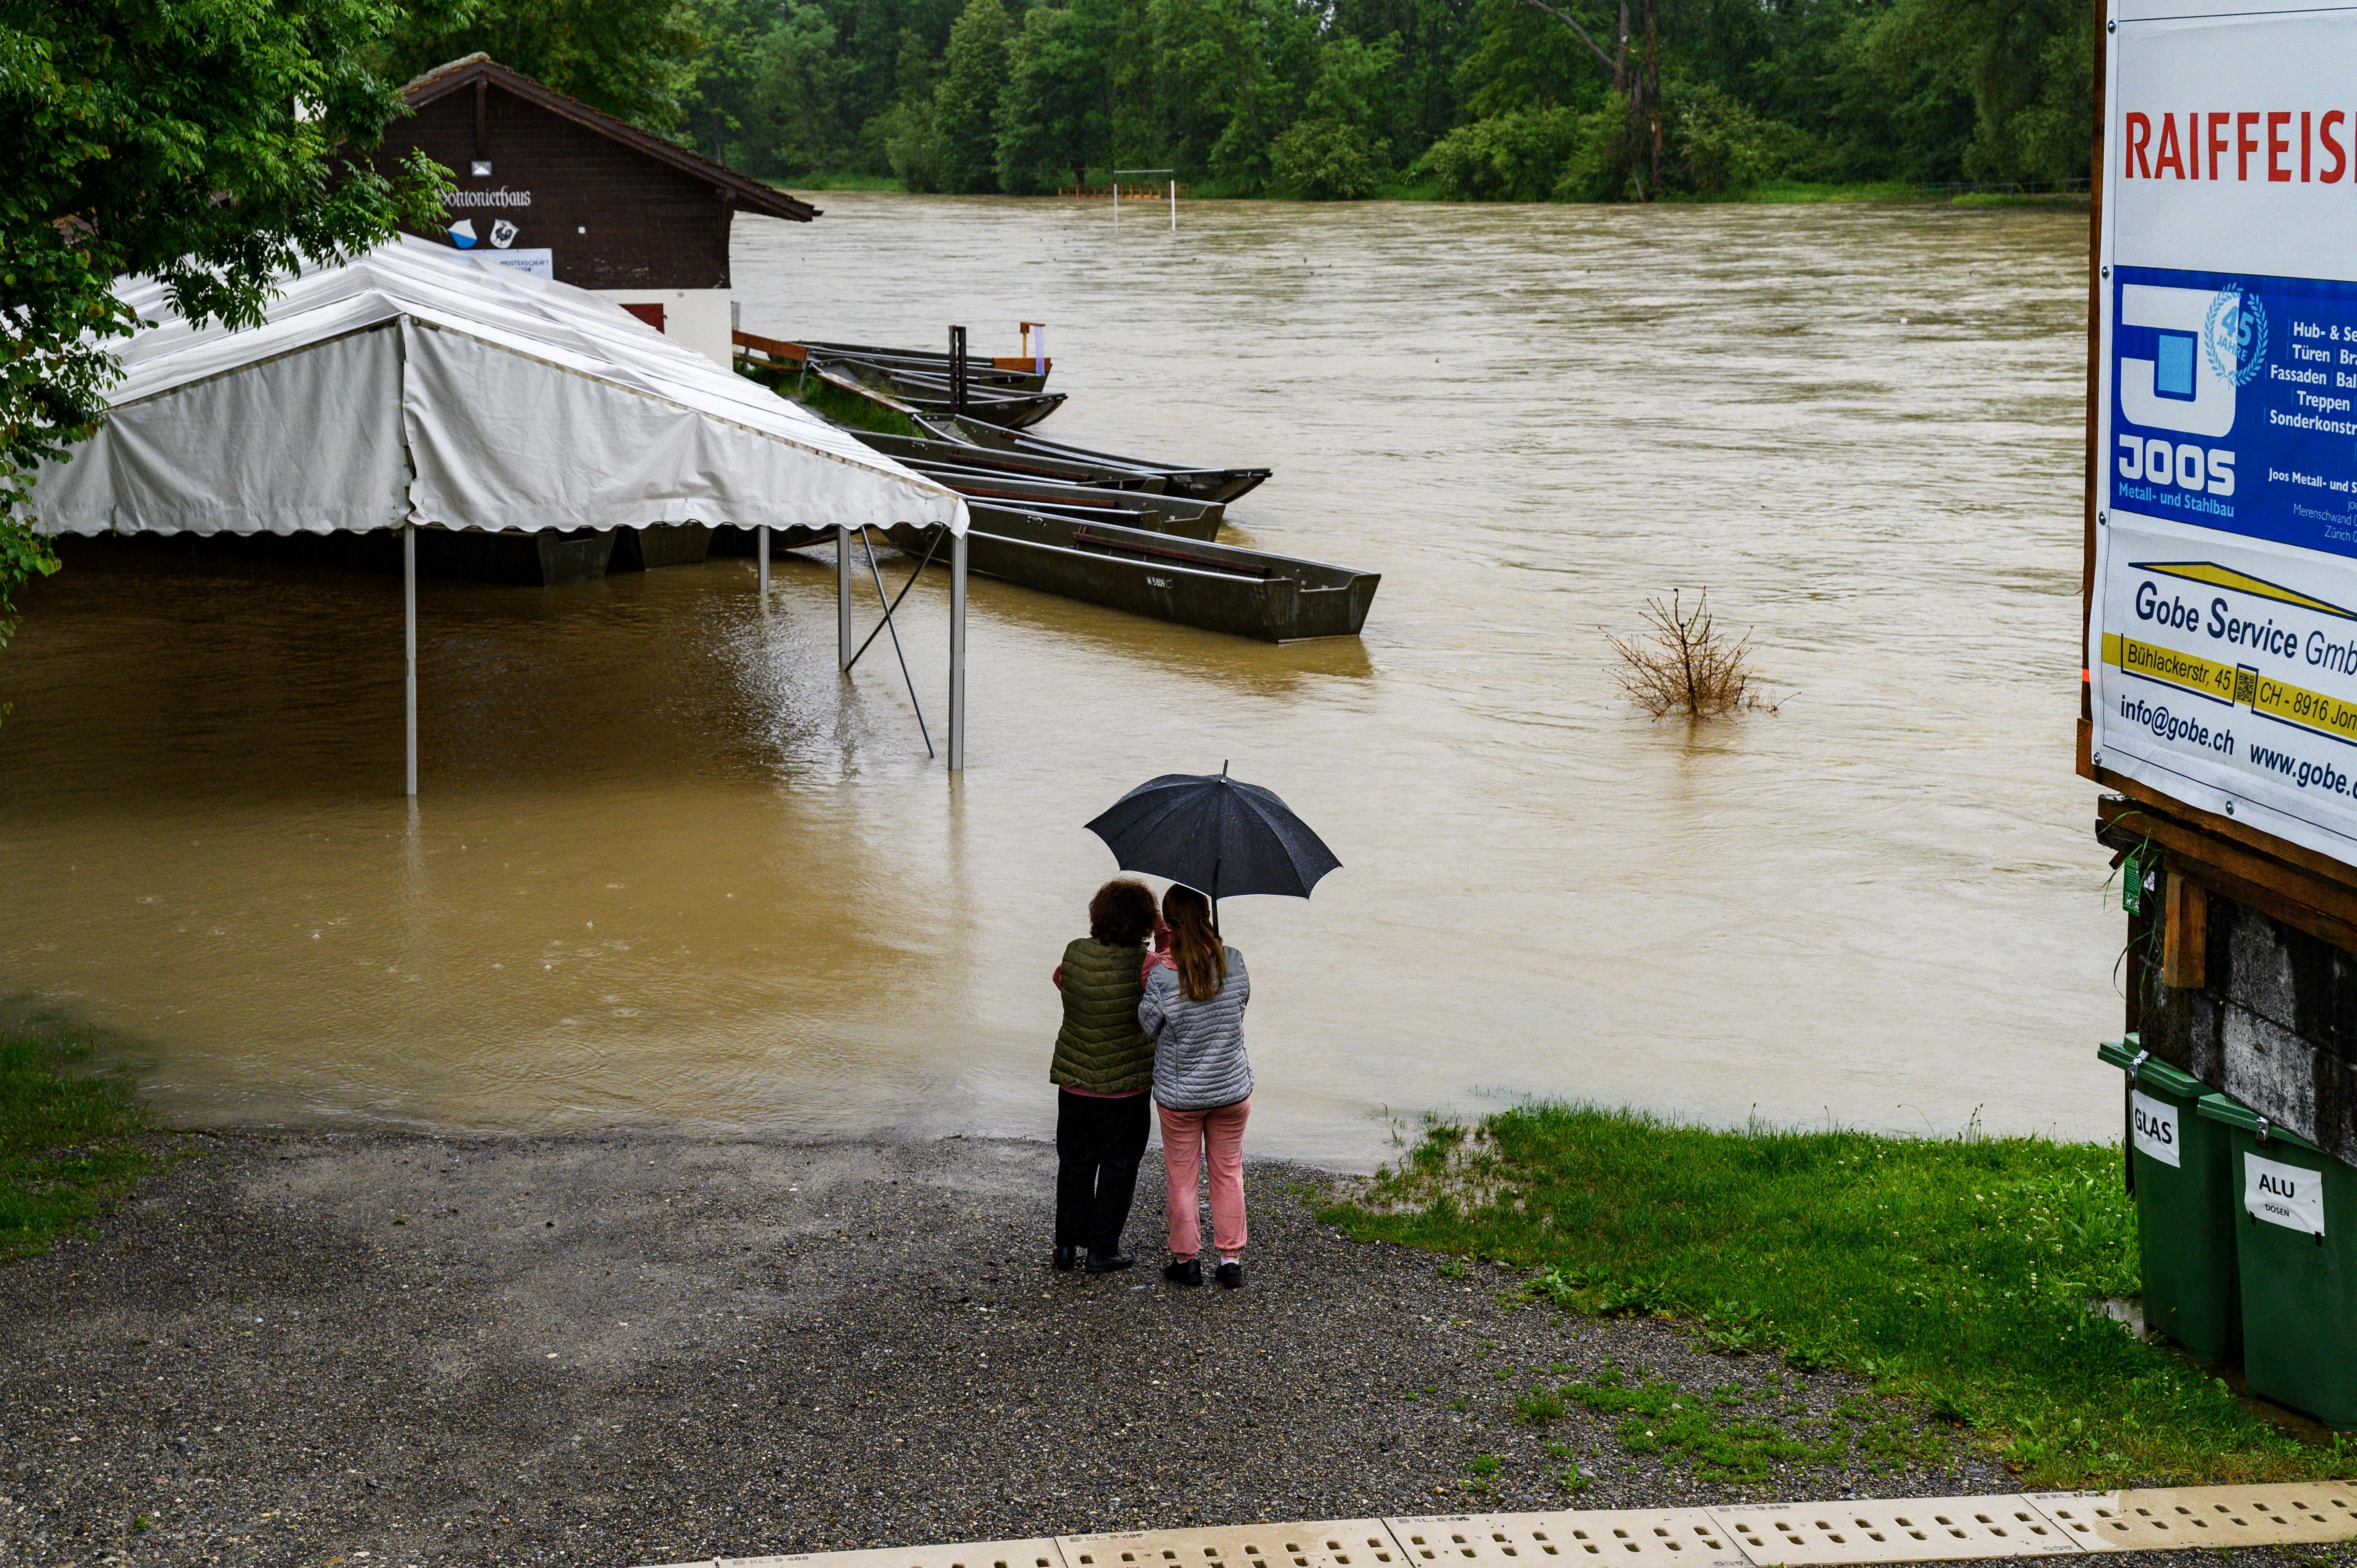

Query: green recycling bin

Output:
[2097, 1037, 2241, 1360]
[2195, 1094, 2357, 1429]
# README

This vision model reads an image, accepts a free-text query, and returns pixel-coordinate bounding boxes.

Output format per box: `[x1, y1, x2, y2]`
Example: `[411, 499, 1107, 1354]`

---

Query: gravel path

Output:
[0, 1131, 2328, 1568]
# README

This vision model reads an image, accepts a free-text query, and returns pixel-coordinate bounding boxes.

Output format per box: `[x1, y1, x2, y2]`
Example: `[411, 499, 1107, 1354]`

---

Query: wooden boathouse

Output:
[372, 54, 817, 366]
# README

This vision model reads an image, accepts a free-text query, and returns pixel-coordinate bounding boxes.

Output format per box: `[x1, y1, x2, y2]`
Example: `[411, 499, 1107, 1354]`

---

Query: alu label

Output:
[2132, 1090, 2181, 1168]
[2245, 1151, 2327, 1235]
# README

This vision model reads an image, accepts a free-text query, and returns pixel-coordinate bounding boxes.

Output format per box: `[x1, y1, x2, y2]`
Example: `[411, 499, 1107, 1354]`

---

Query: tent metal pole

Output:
[403, 523, 418, 797]
[836, 524, 854, 669]
[757, 524, 769, 596]
[949, 528, 967, 772]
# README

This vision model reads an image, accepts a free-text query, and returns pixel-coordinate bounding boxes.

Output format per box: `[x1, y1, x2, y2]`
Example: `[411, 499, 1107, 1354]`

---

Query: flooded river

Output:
[0, 195, 2112, 1166]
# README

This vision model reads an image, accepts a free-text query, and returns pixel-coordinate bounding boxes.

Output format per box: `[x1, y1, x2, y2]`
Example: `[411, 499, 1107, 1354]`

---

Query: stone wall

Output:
[2138, 886, 2357, 1167]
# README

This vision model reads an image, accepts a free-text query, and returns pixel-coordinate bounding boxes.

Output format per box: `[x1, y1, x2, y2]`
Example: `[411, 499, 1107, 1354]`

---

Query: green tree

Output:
[995, 2, 1114, 191]
[1665, 78, 1775, 194]
[1413, 105, 1580, 198]
[1270, 33, 1401, 198]
[1327, 0, 1472, 168]
[750, 2, 853, 172]
[383, 0, 702, 130]
[1148, 0, 1318, 190]
[679, 0, 777, 166]
[878, 28, 949, 187]
[2, 0, 447, 652]
[464, 0, 2094, 201]
[929, 0, 1016, 191]
[1852, 0, 2090, 182]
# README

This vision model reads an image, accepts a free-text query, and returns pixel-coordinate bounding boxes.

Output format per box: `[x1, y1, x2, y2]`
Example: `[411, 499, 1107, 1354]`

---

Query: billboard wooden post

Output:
[2085, 0, 2357, 1170]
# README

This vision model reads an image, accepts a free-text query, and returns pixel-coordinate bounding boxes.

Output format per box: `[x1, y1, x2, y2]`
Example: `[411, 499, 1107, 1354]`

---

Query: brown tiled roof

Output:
[400, 54, 819, 222]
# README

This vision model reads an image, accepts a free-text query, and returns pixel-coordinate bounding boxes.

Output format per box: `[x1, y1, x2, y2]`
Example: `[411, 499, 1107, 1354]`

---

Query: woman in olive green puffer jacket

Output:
[1048, 879, 1163, 1273]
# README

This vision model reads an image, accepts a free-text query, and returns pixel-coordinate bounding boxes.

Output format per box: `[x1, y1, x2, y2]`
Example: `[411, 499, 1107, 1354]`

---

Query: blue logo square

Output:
[2156, 330, 2196, 399]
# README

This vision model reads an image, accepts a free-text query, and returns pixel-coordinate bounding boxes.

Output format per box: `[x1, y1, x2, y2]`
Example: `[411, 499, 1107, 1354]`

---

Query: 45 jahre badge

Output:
[2207, 283, 2269, 387]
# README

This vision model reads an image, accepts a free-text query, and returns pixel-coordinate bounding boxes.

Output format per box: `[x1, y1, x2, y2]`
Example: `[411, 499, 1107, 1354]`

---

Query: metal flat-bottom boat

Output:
[852, 430, 1168, 493]
[885, 513, 1377, 642]
[815, 364, 1065, 429]
[788, 337, 1052, 391]
[918, 415, 1271, 503]
[732, 330, 1051, 391]
[894, 463, 1225, 538]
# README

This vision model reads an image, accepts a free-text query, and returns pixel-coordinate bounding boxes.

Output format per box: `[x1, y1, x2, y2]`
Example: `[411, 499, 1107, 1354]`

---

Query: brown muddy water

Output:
[0, 195, 2112, 1166]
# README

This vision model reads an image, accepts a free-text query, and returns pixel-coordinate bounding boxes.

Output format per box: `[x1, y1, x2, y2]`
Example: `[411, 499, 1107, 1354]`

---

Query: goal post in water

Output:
[1112, 168, 1178, 231]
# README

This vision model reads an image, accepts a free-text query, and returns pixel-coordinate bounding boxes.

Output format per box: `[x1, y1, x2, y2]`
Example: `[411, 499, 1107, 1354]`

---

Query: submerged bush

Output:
[1607, 589, 1772, 718]
[1415, 107, 1582, 201]
[1670, 81, 1781, 196]
[1271, 115, 1389, 200]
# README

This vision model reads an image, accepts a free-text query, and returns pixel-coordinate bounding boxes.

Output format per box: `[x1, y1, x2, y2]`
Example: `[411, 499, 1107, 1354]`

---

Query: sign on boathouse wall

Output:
[2091, 0, 2357, 867]
[371, 56, 816, 292]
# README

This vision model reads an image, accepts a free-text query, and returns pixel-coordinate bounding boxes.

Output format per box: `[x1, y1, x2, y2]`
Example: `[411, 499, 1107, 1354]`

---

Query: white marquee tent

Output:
[32, 236, 973, 784]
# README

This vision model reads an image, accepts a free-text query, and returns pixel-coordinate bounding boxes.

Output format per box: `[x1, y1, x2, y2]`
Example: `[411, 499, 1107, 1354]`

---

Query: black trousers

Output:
[1054, 1089, 1151, 1256]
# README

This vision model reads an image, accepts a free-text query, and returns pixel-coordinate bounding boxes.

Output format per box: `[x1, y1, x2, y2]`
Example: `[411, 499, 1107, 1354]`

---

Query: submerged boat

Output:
[732, 329, 1050, 391]
[961, 494, 1220, 545]
[884, 512, 1377, 643]
[814, 362, 1067, 430]
[788, 336, 1052, 391]
[852, 429, 1168, 493]
[915, 415, 1270, 504]
[890, 461, 1225, 538]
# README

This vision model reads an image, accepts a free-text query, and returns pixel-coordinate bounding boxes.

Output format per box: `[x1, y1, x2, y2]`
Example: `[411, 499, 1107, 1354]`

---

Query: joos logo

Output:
[2118, 282, 2246, 496]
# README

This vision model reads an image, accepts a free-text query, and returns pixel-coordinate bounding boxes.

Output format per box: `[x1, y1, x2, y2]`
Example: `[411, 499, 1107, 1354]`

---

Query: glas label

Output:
[2246, 1151, 2327, 1235]
[2132, 1091, 2181, 1168]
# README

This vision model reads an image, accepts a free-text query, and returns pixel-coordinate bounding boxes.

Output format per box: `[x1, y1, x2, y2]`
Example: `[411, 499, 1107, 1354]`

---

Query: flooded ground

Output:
[0, 194, 2112, 1167]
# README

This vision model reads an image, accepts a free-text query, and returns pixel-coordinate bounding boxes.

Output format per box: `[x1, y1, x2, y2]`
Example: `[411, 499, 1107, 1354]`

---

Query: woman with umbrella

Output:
[1087, 766, 1341, 1292]
[1141, 883, 1254, 1288]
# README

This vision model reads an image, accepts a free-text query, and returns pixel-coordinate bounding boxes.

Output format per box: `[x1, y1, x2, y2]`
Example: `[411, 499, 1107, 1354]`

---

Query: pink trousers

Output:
[1158, 1097, 1251, 1258]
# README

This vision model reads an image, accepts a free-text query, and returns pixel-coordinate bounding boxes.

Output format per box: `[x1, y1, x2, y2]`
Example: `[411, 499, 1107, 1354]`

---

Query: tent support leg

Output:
[403, 523, 418, 798]
[860, 533, 931, 758]
[845, 531, 943, 672]
[757, 525, 769, 597]
[836, 524, 854, 669]
[949, 528, 967, 772]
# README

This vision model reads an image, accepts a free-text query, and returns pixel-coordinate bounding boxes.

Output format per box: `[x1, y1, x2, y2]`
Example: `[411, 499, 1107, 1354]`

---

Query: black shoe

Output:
[1162, 1257, 1203, 1287]
[1083, 1250, 1134, 1274]
[1053, 1245, 1079, 1272]
[1216, 1260, 1246, 1289]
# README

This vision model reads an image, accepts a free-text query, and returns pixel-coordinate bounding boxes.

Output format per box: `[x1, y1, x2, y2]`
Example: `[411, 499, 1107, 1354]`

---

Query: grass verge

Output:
[766, 171, 905, 192]
[1947, 190, 2091, 208]
[1724, 180, 1927, 203]
[1320, 1103, 2355, 1487]
[1, 1028, 155, 1263]
[735, 177, 2080, 207]
[734, 360, 920, 438]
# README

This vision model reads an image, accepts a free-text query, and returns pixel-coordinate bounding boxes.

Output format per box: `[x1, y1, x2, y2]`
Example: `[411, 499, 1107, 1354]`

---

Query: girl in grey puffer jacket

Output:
[1141, 884, 1254, 1289]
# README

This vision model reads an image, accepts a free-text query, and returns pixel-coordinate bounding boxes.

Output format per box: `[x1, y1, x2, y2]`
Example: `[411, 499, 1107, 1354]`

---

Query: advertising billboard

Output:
[2091, 0, 2357, 864]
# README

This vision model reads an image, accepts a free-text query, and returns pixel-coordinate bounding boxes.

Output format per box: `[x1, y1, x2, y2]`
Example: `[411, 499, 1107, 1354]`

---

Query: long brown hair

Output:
[1162, 885, 1226, 1002]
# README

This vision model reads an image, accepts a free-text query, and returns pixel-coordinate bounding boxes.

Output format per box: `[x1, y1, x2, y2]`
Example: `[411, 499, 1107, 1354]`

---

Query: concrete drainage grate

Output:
[2025, 1485, 2357, 1550]
[653, 1538, 1066, 1568]
[1060, 1521, 1405, 1568]
[647, 1486, 2357, 1568]
[1385, 1509, 1745, 1568]
[1399, 1508, 1748, 1567]
[1705, 1499, 2075, 1564]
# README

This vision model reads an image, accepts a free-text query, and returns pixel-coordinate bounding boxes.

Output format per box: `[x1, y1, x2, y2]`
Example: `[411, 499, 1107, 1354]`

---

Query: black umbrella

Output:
[1085, 765, 1341, 919]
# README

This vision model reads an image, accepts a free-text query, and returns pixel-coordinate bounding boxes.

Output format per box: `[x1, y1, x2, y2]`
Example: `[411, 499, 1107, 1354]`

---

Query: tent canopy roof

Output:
[33, 237, 966, 540]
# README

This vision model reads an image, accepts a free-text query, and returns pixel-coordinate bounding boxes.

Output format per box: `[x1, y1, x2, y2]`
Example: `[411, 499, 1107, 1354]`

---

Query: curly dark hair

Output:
[1088, 878, 1159, 947]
